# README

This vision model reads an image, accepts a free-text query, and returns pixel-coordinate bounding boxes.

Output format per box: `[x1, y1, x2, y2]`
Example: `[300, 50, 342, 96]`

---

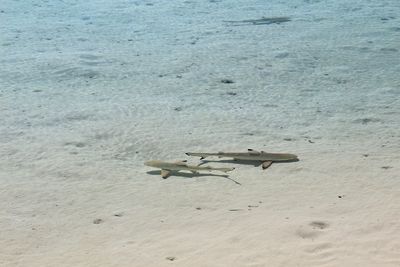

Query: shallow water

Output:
[1, 1, 399, 266]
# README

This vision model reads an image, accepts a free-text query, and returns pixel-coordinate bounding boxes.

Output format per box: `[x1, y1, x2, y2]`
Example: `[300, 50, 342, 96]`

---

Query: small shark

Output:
[224, 17, 291, 25]
[186, 149, 298, 170]
[144, 160, 235, 179]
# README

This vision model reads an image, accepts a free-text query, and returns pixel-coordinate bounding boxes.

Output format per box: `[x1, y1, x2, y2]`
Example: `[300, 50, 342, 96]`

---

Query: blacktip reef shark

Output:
[186, 149, 298, 170]
[224, 16, 291, 26]
[144, 160, 235, 179]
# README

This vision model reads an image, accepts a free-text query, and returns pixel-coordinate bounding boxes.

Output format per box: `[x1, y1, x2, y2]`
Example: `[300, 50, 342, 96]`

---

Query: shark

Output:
[186, 149, 298, 170]
[144, 160, 235, 179]
[224, 17, 291, 25]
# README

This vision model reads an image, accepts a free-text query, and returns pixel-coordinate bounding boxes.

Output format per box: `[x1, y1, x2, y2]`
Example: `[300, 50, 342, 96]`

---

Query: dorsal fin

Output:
[248, 149, 260, 155]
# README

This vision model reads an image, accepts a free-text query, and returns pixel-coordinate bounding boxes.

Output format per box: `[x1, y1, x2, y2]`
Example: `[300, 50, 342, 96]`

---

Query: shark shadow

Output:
[146, 170, 241, 185]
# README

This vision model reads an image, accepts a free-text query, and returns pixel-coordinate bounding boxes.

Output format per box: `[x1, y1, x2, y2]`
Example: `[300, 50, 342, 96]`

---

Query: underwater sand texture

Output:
[1, 0, 400, 266]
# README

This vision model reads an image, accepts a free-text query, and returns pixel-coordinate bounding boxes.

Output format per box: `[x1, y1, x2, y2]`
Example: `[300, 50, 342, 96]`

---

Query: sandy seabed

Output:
[1, 0, 399, 266]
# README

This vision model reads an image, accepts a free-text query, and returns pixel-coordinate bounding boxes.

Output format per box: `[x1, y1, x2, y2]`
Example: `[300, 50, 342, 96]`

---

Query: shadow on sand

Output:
[146, 170, 241, 185]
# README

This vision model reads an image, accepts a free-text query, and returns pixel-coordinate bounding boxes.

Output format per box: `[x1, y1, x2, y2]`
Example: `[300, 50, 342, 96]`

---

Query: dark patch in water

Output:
[275, 52, 290, 58]
[380, 48, 398, 52]
[221, 79, 234, 84]
[353, 118, 382, 124]
[380, 16, 396, 21]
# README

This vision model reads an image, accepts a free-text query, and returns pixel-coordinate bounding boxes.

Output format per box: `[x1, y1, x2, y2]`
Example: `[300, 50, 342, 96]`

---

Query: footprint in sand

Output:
[79, 54, 105, 66]
[304, 242, 336, 263]
[301, 222, 336, 262]
[310, 221, 329, 230]
[53, 67, 100, 80]
[64, 141, 86, 148]
[93, 218, 103, 224]
[296, 220, 329, 239]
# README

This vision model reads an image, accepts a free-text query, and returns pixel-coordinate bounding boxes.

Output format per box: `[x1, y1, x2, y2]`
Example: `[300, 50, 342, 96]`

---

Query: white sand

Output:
[1, 0, 399, 266]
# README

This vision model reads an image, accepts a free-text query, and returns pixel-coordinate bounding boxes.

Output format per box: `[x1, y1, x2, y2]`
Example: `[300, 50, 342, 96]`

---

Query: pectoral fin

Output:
[161, 169, 171, 179]
[262, 161, 273, 170]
